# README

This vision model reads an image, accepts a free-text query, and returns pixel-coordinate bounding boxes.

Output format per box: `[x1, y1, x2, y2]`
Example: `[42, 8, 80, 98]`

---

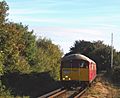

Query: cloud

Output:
[30, 26, 108, 53]
[8, 9, 56, 15]
[8, 16, 66, 23]
[31, 26, 102, 37]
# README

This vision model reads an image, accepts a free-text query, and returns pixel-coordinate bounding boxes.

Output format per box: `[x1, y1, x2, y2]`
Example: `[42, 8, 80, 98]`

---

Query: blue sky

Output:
[4, 0, 120, 53]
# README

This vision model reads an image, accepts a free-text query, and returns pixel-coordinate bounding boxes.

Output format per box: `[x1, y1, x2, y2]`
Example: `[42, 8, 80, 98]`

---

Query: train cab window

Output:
[61, 61, 70, 68]
[79, 60, 89, 68]
[61, 59, 89, 68]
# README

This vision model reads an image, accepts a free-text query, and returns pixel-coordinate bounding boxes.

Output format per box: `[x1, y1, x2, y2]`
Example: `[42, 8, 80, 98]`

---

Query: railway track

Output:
[48, 89, 67, 98]
[38, 85, 88, 98]
[38, 72, 107, 98]
[38, 88, 67, 98]
[73, 87, 88, 98]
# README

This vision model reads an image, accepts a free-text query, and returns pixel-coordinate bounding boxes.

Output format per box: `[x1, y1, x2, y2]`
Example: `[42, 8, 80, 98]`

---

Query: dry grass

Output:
[81, 76, 120, 98]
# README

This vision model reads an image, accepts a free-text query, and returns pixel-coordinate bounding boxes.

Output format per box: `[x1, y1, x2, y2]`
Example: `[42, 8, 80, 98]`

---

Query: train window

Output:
[91, 63, 94, 70]
[61, 59, 89, 68]
[61, 61, 70, 68]
[79, 60, 89, 68]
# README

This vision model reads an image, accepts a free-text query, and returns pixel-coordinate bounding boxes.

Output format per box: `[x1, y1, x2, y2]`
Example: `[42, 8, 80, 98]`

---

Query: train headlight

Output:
[68, 78, 71, 80]
[65, 76, 68, 78]
[63, 78, 65, 80]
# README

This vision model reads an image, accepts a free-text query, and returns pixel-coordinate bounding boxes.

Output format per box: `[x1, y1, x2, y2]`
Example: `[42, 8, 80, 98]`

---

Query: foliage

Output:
[91, 44, 111, 71]
[0, 1, 9, 25]
[0, 22, 33, 73]
[69, 40, 95, 56]
[0, 1, 63, 97]
[112, 66, 120, 82]
[0, 52, 4, 75]
[33, 37, 63, 79]
[0, 0, 63, 78]
[66, 40, 111, 71]
[0, 79, 11, 97]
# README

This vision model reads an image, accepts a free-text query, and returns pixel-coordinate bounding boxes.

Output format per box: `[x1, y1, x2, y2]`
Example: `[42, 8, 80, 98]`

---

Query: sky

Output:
[3, 0, 120, 53]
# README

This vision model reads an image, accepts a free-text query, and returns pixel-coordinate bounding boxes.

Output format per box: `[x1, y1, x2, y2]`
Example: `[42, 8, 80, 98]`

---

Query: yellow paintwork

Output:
[62, 68, 89, 81]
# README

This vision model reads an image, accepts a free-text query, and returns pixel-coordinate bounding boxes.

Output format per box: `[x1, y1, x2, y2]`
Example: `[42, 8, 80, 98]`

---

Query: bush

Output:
[112, 66, 120, 82]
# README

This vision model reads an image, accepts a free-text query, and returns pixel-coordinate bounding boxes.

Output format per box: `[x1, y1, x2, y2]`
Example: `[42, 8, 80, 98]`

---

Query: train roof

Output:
[61, 54, 95, 64]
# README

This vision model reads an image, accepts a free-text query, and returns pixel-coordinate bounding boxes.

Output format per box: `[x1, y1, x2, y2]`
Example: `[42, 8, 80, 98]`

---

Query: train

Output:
[60, 53, 97, 87]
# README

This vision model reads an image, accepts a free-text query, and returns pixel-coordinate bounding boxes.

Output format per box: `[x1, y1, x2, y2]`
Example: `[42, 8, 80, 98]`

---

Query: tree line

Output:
[0, 1, 63, 78]
[0, 1, 63, 96]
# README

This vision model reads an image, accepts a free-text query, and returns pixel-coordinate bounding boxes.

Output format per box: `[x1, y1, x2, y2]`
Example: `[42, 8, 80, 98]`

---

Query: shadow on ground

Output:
[1, 72, 61, 98]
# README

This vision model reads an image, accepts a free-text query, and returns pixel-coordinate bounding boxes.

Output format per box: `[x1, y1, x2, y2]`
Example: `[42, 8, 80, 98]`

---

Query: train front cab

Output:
[60, 59, 97, 88]
[60, 59, 90, 87]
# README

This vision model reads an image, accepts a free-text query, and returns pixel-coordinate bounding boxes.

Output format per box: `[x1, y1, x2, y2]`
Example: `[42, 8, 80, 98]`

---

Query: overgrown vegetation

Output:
[0, 1, 62, 97]
[82, 75, 120, 98]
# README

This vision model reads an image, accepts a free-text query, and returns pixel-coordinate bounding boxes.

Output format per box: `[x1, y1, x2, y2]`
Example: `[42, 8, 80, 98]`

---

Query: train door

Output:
[69, 60, 79, 81]
[69, 60, 89, 81]
[78, 60, 89, 81]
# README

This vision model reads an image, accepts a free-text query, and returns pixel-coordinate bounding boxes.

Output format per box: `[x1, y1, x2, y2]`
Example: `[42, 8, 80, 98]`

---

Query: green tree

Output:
[92, 45, 111, 71]
[0, 22, 31, 73]
[33, 37, 63, 79]
[0, 1, 9, 26]
[0, 52, 4, 75]
[0, 1, 37, 73]
[112, 51, 120, 82]
[67, 40, 112, 72]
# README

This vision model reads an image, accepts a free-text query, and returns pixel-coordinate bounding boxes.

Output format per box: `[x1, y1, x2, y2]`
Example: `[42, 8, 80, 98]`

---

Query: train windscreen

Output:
[61, 59, 89, 68]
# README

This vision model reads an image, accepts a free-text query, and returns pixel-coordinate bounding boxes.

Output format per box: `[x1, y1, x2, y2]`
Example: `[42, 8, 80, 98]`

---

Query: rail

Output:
[38, 88, 63, 98]
[74, 87, 88, 98]
[38, 85, 89, 98]
[48, 89, 67, 98]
